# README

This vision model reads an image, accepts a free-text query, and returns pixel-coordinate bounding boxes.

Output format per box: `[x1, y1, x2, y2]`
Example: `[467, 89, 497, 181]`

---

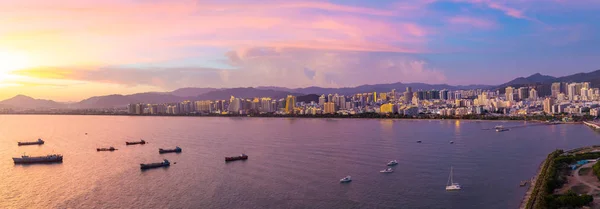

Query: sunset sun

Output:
[0, 50, 31, 82]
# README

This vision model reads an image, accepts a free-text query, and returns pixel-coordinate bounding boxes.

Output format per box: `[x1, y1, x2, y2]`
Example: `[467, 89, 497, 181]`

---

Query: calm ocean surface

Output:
[1, 115, 599, 209]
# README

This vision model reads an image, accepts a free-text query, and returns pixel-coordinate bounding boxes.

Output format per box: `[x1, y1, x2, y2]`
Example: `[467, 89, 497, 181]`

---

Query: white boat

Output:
[494, 125, 503, 129]
[380, 168, 394, 173]
[387, 160, 398, 166]
[496, 128, 509, 132]
[340, 175, 352, 183]
[445, 166, 461, 191]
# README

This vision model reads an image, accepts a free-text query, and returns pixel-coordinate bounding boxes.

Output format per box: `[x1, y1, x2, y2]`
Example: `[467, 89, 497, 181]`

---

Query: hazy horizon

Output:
[1, 0, 599, 101]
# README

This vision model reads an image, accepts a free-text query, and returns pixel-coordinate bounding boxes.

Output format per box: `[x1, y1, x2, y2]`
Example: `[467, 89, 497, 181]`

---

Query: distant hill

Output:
[0, 95, 65, 109]
[195, 88, 301, 101]
[170, 87, 217, 97]
[499, 73, 556, 87]
[72, 87, 298, 108]
[74, 93, 185, 109]
[495, 70, 600, 96]
[5, 69, 600, 110]
[258, 83, 492, 95]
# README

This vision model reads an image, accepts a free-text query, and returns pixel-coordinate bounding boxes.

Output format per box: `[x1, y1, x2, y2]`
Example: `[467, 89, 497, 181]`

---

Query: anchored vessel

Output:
[225, 154, 248, 162]
[340, 175, 352, 183]
[18, 138, 44, 146]
[140, 159, 170, 169]
[495, 125, 509, 132]
[387, 160, 398, 166]
[126, 139, 146, 145]
[13, 154, 63, 164]
[159, 146, 182, 154]
[97, 147, 117, 151]
[380, 167, 394, 173]
[445, 166, 461, 191]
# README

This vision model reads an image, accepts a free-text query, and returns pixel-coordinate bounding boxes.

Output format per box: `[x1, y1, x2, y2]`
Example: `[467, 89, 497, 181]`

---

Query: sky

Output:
[0, 0, 599, 101]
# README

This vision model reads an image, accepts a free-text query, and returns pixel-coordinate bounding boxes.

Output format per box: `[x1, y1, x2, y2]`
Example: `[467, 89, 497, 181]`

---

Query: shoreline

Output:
[0, 113, 583, 124]
[519, 159, 547, 209]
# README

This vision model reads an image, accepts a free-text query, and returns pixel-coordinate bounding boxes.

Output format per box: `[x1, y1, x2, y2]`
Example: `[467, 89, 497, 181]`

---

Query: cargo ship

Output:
[97, 147, 117, 151]
[140, 159, 170, 169]
[225, 154, 248, 162]
[18, 138, 44, 146]
[13, 154, 63, 164]
[159, 146, 182, 154]
[125, 139, 146, 145]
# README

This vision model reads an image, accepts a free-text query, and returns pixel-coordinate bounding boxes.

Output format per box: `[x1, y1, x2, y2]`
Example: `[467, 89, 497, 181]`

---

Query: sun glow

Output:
[0, 50, 32, 83]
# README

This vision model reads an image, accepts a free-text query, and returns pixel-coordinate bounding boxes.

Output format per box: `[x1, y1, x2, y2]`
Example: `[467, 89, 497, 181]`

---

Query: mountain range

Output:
[1, 69, 599, 110]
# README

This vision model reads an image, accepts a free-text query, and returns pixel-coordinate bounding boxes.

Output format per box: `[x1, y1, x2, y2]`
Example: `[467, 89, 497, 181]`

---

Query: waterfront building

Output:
[285, 95, 296, 114]
[379, 103, 396, 114]
[324, 102, 336, 114]
[543, 98, 553, 113]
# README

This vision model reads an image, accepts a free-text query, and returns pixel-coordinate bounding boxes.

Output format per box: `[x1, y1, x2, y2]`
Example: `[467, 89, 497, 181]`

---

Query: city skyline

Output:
[1, 0, 599, 101]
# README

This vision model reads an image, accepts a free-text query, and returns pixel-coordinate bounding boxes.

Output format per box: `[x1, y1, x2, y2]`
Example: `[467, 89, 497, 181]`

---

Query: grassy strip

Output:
[526, 150, 599, 209]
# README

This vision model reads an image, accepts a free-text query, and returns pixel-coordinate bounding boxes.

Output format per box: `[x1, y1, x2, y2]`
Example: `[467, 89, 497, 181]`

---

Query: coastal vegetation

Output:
[525, 150, 598, 209]
[594, 161, 600, 180]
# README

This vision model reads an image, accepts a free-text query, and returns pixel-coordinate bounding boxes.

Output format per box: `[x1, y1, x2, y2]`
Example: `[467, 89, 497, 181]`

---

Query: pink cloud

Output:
[0, 0, 432, 69]
[487, 2, 525, 19]
[447, 16, 497, 29]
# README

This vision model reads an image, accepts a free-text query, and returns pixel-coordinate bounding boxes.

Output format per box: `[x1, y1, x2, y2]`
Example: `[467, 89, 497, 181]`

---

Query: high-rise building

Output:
[551, 82, 561, 98]
[505, 86, 514, 101]
[529, 88, 538, 100]
[379, 93, 387, 102]
[439, 89, 449, 100]
[379, 103, 396, 114]
[403, 87, 413, 104]
[518, 87, 528, 101]
[583, 82, 591, 89]
[318, 95, 326, 107]
[128, 103, 137, 114]
[373, 92, 377, 103]
[391, 89, 396, 101]
[543, 98, 553, 113]
[567, 83, 577, 100]
[228, 97, 241, 113]
[324, 102, 336, 114]
[285, 95, 296, 114]
[575, 83, 584, 96]
[260, 97, 272, 112]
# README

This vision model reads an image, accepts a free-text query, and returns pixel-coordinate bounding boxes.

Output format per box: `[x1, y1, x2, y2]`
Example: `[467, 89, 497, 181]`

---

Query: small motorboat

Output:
[140, 159, 170, 169]
[380, 168, 394, 173]
[520, 180, 528, 187]
[450, 141, 454, 144]
[225, 154, 248, 162]
[417, 140, 422, 143]
[496, 128, 509, 132]
[159, 146, 182, 154]
[126, 139, 146, 145]
[97, 147, 117, 151]
[387, 160, 398, 166]
[340, 175, 352, 183]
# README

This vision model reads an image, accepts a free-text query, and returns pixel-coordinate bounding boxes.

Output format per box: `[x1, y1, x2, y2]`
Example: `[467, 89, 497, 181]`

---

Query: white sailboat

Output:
[445, 166, 461, 191]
